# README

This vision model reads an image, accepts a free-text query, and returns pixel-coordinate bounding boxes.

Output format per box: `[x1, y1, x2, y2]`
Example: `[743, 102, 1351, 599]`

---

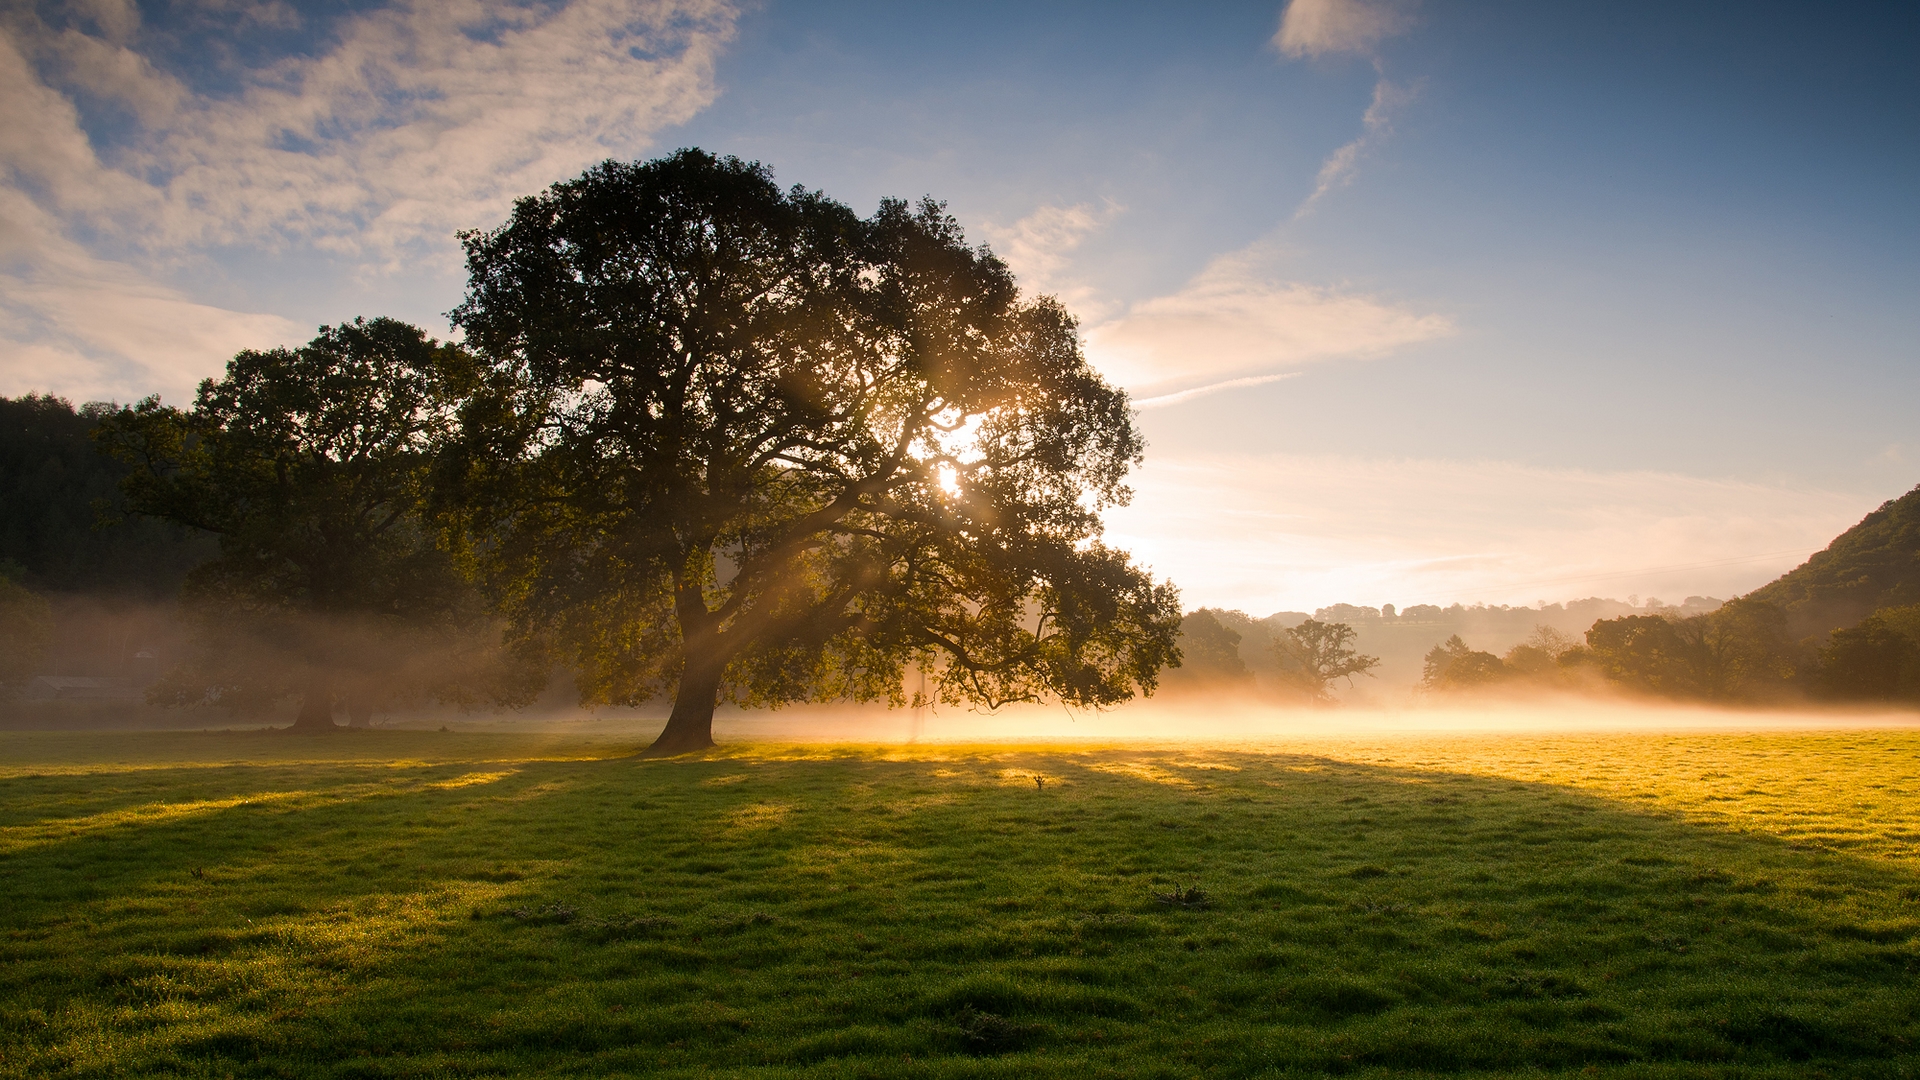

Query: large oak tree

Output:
[450, 150, 1180, 754]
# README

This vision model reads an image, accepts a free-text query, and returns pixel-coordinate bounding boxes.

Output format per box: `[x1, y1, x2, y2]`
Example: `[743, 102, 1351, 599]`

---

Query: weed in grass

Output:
[1153, 885, 1214, 909]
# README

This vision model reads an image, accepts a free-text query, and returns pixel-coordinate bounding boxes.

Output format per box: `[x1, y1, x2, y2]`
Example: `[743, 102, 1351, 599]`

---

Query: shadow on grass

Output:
[1, 737, 1917, 1078]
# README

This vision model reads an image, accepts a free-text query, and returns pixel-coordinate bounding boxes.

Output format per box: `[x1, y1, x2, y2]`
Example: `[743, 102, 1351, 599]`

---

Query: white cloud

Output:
[0, 188, 305, 404]
[1273, 0, 1415, 59]
[1103, 451, 1879, 616]
[1082, 244, 1452, 396]
[980, 200, 1121, 320]
[127, 0, 738, 260]
[0, 0, 740, 402]
[0, 31, 160, 225]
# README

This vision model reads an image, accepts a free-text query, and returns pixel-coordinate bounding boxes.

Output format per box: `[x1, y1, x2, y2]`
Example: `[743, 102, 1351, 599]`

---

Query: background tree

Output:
[1579, 600, 1800, 703]
[1420, 634, 1507, 691]
[1163, 608, 1247, 687]
[1670, 598, 1799, 701]
[1816, 604, 1920, 702]
[1580, 614, 1699, 697]
[1270, 619, 1378, 703]
[99, 319, 538, 729]
[0, 394, 212, 595]
[449, 150, 1180, 754]
[0, 569, 52, 694]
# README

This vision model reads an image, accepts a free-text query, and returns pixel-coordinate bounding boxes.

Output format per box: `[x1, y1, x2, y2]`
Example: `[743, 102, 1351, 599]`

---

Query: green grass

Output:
[3, 727, 1919, 1078]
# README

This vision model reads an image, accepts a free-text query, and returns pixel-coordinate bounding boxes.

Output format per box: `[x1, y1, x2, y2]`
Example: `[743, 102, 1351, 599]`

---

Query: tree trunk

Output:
[641, 661, 720, 756]
[345, 698, 374, 727]
[290, 678, 340, 732]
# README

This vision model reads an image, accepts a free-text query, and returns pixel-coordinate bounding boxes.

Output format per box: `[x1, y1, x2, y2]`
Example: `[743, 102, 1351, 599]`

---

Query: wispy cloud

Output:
[1083, 243, 1452, 397]
[1103, 452, 1877, 615]
[1132, 372, 1301, 411]
[980, 199, 1122, 320]
[0, 0, 740, 402]
[0, 189, 306, 403]
[1272, 0, 1416, 59]
[1271, 0, 1420, 215]
[1297, 73, 1414, 214]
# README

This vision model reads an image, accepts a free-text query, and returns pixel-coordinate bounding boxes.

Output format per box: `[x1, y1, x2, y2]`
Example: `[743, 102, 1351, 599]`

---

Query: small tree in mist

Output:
[448, 150, 1180, 754]
[1270, 619, 1378, 703]
[1420, 634, 1506, 691]
[99, 319, 541, 729]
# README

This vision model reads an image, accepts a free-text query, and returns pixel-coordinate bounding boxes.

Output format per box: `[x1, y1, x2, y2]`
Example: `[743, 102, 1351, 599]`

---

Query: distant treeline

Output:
[6, 387, 1919, 712]
[0, 394, 213, 595]
[1169, 484, 1920, 707]
[1, 395, 215, 691]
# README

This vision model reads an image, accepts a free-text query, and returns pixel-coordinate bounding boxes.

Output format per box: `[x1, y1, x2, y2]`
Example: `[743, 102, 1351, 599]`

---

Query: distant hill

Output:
[1745, 484, 1920, 638]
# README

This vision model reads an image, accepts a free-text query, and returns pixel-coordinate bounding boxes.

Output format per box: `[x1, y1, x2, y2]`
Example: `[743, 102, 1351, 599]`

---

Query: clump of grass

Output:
[1152, 884, 1213, 909]
[951, 1004, 1037, 1054]
[507, 902, 577, 924]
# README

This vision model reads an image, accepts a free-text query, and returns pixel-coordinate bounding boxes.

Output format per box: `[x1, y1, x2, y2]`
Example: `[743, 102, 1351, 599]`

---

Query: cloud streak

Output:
[0, 188, 306, 403]
[1132, 372, 1301, 410]
[1083, 244, 1453, 397]
[1297, 73, 1414, 214]
[9, 0, 737, 258]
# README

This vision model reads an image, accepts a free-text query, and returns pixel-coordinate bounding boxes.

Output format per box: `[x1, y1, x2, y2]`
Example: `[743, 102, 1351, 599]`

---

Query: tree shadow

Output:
[1, 743, 1916, 1076]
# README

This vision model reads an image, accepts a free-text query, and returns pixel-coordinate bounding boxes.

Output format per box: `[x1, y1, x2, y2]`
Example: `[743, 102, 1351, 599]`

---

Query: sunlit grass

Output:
[3, 725, 1918, 1077]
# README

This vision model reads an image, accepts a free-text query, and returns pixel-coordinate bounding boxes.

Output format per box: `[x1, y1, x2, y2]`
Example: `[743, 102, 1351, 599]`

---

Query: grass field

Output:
[3, 723, 1919, 1078]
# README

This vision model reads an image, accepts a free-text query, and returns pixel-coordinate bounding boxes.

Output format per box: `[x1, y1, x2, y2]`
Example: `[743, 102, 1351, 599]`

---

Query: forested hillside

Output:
[1746, 485, 1920, 638]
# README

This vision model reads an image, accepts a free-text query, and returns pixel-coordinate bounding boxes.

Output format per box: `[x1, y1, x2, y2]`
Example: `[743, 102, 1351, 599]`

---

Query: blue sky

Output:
[3, 0, 1916, 613]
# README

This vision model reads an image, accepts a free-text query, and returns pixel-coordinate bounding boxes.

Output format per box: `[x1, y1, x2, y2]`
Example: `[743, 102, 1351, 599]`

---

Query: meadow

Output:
[3, 722, 1919, 1078]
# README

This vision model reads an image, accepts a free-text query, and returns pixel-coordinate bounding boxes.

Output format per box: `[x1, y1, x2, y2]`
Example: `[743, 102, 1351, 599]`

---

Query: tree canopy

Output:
[99, 318, 536, 728]
[1167, 609, 1248, 685]
[1816, 603, 1920, 702]
[0, 394, 212, 594]
[448, 150, 1180, 753]
[1419, 634, 1508, 691]
[1572, 599, 1798, 703]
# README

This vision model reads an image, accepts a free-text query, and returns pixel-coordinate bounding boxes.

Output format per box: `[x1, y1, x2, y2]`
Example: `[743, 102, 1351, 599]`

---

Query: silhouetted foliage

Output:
[1270, 619, 1378, 702]
[1816, 604, 1920, 702]
[97, 319, 541, 728]
[1168, 608, 1248, 684]
[1576, 598, 1799, 702]
[0, 569, 52, 694]
[1418, 626, 1588, 694]
[448, 150, 1180, 753]
[0, 394, 213, 595]
[1420, 635, 1507, 690]
[1746, 484, 1920, 638]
